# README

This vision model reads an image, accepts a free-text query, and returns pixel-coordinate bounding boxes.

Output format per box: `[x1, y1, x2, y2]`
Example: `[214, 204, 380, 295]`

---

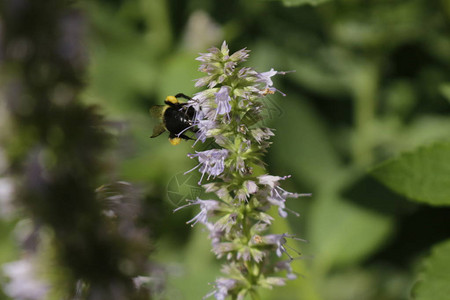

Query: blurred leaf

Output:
[440, 83, 450, 103]
[331, 1, 425, 50]
[286, 54, 351, 98]
[83, 2, 159, 116]
[397, 117, 450, 151]
[270, 96, 343, 189]
[249, 41, 285, 72]
[321, 266, 410, 300]
[310, 191, 394, 274]
[383, 79, 417, 116]
[282, 0, 332, 7]
[371, 142, 450, 206]
[372, 116, 450, 162]
[342, 174, 413, 216]
[173, 226, 220, 299]
[368, 206, 450, 269]
[265, 208, 322, 300]
[269, 96, 394, 274]
[412, 239, 450, 300]
[157, 52, 201, 100]
[0, 220, 19, 265]
[120, 134, 194, 184]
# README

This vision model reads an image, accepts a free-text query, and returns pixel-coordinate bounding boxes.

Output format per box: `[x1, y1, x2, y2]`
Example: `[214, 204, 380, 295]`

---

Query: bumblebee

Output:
[150, 93, 196, 145]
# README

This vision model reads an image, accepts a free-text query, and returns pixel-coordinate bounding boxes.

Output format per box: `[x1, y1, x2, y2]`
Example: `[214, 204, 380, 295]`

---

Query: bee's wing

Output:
[151, 123, 166, 138]
[149, 105, 165, 119]
[149, 105, 167, 138]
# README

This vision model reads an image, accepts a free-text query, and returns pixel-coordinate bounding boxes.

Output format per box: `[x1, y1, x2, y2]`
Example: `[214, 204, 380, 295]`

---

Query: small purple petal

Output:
[186, 149, 229, 184]
[214, 86, 232, 118]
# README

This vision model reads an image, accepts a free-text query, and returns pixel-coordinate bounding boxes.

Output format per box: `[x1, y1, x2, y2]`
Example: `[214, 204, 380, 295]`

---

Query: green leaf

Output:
[157, 52, 201, 100]
[440, 83, 450, 103]
[309, 192, 393, 274]
[398, 117, 450, 151]
[180, 226, 221, 299]
[0, 220, 19, 264]
[412, 239, 450, 300]
[266, 210, 323, 300]
[371, 142, 450, 206]
[270, 96, 343, 189]
[282, 0, 332, 7]
[84, 3, 158, 116]
[342, 174, 413, 216]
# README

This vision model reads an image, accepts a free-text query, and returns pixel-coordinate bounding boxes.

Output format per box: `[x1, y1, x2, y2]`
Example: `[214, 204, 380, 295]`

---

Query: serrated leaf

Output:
[282, 0, 331, 7]
[371, 142, 450, 206]
[412, 239, 450, 300]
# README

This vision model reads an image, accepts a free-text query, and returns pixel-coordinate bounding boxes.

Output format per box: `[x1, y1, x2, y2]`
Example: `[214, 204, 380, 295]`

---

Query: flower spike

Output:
[175, 41, 309, 299]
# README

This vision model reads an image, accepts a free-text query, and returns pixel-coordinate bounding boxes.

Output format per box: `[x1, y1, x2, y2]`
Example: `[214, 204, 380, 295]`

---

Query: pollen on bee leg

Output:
[165, 96, 179, 104]
[169, 137, 182, 145]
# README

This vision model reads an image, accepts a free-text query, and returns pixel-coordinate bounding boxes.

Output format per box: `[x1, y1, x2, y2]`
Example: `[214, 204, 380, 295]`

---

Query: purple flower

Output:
[267, 187, 298, 218]
[196, 48, 219, 63]
[258, 175, 310, 218]
[262, 234, 290, 258]
[190, 90, 219, 121]
[245, 180, 258, 194]
[186, 149, 229, 184]
[214, 86, 232, 119]
[274, 260, 297, 280]
[180, 41, 306, 295]
[191, 90, 215, 110]
[257, 68, 290, 96]
[263, 277, 287, 287]
[260, 233, 306, 260]
[220, 41, 230, 58]
[194, 115, 217, 145]
[204, 221, 224, 247]
[262, 234, 287, 257]
[252, 128, 274, 144]
[237, 67, 257, 79]
[258, 68, 278, 88]
[229, 48, 250, 63]
[213, 242, 239, 259]
[214, 212, 238, 234]
[223, 61, 237, 76]
[174, 198, 223, 227]
[2, 259, 49, 300]
[203, 278, 237, 300]
[203, 182, 232, 200]
[236, 180, 259, 202]
[258, 175, 287, 189]
[0, 178, 15, 219]
[195, 74, 216, 88]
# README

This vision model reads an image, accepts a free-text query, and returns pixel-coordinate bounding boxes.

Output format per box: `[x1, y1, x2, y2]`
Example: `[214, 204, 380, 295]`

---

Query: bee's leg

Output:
[165, 96, 179, 105]
[168, 133, 182, 145]
[179, 133, 195, 141]
[169, 137, 182, 145]
[174, 93, 192, 101]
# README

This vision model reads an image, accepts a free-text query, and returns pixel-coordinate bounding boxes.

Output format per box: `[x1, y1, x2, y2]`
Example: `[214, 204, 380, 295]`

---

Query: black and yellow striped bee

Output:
[149, 93, 196, 145]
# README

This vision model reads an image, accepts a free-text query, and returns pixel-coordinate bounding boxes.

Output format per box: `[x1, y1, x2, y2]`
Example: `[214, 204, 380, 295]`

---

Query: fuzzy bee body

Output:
[150, 94, 196, 145]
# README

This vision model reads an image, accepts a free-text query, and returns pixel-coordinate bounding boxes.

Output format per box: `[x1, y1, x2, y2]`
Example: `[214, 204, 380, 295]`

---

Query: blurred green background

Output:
[1, 0, 450, 299]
